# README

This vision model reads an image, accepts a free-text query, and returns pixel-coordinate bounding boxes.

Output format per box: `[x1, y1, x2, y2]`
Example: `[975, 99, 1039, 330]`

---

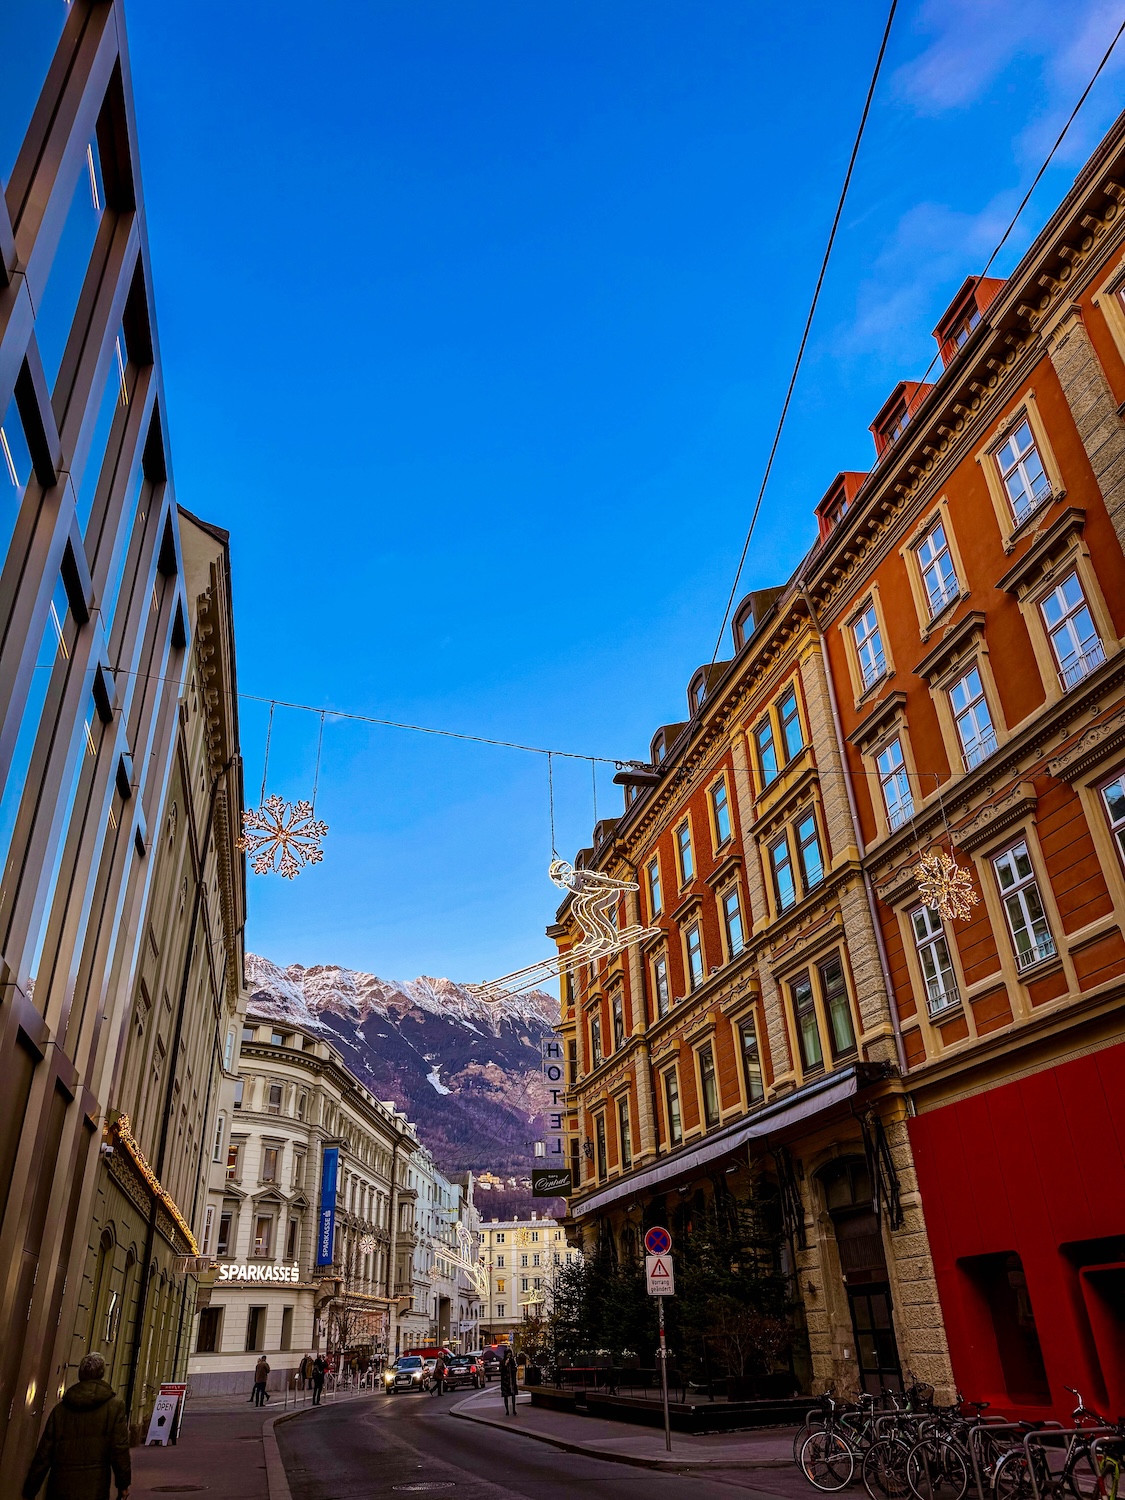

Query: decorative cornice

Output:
[848, 691, 908, 753]
[705, 852, 743, 890]
[950, 780, 1038, 854]
[913, 611, 987, 684]
[1047, 700, 1125, 781]
[995, 507, 1086, 595]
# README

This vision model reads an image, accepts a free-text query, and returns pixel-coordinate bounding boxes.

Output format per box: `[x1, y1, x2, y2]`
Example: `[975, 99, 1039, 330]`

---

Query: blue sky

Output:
[121, 0, 1125, 987]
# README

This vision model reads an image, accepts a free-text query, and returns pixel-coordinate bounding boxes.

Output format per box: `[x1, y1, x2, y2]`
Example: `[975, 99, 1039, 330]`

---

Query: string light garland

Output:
[468, 858, 661, 1003]
[111, 1114, 199, 1254]
[913, 849, 979, 924]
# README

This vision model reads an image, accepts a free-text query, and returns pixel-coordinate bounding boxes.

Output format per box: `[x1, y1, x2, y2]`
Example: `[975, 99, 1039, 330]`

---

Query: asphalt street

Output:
[277, 1388, 813, 1500]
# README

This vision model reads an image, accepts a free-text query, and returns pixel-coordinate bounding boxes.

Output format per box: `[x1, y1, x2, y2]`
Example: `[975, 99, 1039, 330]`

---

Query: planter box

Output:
[527, 1386, 809, 1435]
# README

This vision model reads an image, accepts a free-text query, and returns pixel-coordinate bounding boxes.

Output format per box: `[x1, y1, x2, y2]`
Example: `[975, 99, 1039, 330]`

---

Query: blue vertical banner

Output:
[317, 1146, 339, 1266]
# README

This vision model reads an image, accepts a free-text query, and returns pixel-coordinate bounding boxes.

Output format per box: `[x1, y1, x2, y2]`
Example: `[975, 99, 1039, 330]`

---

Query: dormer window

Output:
[653, 733, 665, 763]
[815, 472, 869, 541]
[870, 382, 933, 458]
[949, 303, 981, 350]
[885, 403, 910, 445]
[733, 604, 754, 650]
[934, 275, 1005, 367]
[689, 672, 707, 714]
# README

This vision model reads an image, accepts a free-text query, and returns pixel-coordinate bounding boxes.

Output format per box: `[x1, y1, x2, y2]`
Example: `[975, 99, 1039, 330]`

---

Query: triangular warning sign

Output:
[651, 1257, 669, 1277]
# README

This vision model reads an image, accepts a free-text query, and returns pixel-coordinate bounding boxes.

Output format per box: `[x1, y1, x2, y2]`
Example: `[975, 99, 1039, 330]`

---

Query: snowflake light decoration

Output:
[914, 848, 979, 923]
[238, 795, 328, 879]
[358, 1234, 377, 1256]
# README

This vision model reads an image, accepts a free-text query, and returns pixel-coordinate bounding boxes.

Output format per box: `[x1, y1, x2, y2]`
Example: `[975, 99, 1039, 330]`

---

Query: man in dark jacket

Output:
[251, 1355, 270, 1406]
[22, 1352, 130, 1500]
[311, 1355, 326, 1406]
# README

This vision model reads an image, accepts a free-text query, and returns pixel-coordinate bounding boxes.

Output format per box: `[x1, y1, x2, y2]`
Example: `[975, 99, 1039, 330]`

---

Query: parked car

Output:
[471, 1346, 502, 1381]
[385, 1355, 427, 1393]
[443, 1355, 484, 1389]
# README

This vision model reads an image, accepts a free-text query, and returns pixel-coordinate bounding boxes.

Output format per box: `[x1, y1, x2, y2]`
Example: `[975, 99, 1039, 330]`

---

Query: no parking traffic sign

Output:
[644, 1225, 671, 1256]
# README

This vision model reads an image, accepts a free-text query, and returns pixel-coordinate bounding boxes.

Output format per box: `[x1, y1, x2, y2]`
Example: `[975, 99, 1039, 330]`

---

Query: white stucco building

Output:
[479, 1215, 579, 1345]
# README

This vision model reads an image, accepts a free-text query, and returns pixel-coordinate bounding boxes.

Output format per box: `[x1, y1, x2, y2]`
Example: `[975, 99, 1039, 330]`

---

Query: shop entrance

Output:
[847, 1284, 902, 1394]
[819, 1157, 903, 1395]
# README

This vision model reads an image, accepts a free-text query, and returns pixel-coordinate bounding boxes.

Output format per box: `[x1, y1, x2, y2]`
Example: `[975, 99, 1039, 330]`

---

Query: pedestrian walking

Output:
[251, 1355, 270, 1406]
[429, 1352, 447, 1396]
[22, 1351, 131, 1500]
[311, 1355, 326, 1406]
[498, 1346, 518, 1417]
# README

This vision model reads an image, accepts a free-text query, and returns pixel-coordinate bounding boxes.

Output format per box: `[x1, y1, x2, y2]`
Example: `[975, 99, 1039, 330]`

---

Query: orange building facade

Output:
[555, 110, 1125, 1412]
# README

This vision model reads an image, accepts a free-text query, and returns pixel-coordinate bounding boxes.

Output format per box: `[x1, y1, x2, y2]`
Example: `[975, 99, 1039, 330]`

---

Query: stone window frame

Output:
[877, 872, 974, 1053]
[707, 768, 735, 855]
[674, 813, 696, 890]
[681, 914, 706, 992]
[981, 829, 1064, 988]
[771, 929, 862, 1088]
[913, 612, 1007, 778]
[898, 496, 969, 641]
[837, 583, 895, 709]
[974, 388, 1066, 553]
[645, 849, 664, 920]
[1089, 252, 1125, 369]
[660, 1059, 684, 1148]
[747, 673, 812, 800]
[647, 941, 672, 1021]
[691, 1031, 722, 1131]
[848, 692, 924, 845]
[612, 1084, 634, 1172]
[996, 507, 1118, 710]
[722, 988, 767, 1110]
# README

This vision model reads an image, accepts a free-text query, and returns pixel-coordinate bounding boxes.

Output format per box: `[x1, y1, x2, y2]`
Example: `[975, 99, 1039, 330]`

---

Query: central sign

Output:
[217, 1262, 300, 1283]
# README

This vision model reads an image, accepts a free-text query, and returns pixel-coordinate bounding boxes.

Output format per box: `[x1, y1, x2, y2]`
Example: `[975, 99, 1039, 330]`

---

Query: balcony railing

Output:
[887, 799, 913, 832]
[961, 728, 997, 771]
[1059, 641, 1105, 691]
[1011, 480, 1052, 526]
[1016, 935, 1056, 971]
[860, 659, 887, 692]
[925, 977, 960, 1017]
[926, 577, 960, 617]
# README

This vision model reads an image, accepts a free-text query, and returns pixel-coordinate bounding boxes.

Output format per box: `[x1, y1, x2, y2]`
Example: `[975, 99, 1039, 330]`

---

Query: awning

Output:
[571, 1065, 866, 1219]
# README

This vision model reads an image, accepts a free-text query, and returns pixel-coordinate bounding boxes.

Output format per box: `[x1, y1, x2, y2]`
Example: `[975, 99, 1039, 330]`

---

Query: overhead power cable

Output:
[703, 0, 900, 681]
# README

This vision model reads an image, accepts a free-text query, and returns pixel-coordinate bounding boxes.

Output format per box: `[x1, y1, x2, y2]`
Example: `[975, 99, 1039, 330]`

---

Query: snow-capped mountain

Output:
[244, 954, 560, 1180]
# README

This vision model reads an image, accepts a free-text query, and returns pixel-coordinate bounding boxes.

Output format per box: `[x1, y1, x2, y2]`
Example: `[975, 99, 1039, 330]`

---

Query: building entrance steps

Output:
[449, 1386, 797, 1470]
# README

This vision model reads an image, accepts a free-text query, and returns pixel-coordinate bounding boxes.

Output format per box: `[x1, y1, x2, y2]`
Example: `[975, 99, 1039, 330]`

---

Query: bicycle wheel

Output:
[864, 1438, 912, 1500]
[796, 1419, 827, 1466]
[992, 1450, 1036, 1500]
[801, 1430, 856, 1492]
[907, 1440, 969, 1500]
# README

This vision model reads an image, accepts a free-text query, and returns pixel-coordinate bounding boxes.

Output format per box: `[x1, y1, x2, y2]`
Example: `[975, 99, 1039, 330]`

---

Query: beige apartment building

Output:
[189, 1015, 420, 1392]
[479, 1216, 578, 1345]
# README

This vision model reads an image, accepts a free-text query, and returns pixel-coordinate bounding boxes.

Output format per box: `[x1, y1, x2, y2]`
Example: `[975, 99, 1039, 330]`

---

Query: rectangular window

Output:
[755, 718, 779, 787]
[1, 391, 33, 572]
[647, 857, 662, 916]
[496, 1255, 504, 1269]
[233, 1078, 244, 1110]
[791, 974, 823, 1071]
[285, 1218, 298, 1260]
[245, 1306, 267, 1353]
[853, 604, 886, 691]
[917, 521, 959, 616]
[196, 1306, 222, 1354]
[271, 1030, 287, 1046]
[202, 1205, 215, 1256]
[261, 1146, 279, 1183]
[770, 835, 797, 911]
[722, 887, 744, 958]
[280, 1306, 294, 1353]
[612, 992, 625, 1051]
[1102, 774, 1125, 865]
[996, 419, 1051, 523]
[779, 687, 803, 761]
[242, 1025, 255, 1043]
[796, 812, 824, 892]
[711, 778, 732, 846]
[911, 906, 959, 1015]
[267, 1083, 283, 1115]
[664, 1070, 683, 1146]
[217, 1211, 232, 1257]
[618, 1094, 633, 1171]
[819, 956, 856, 1059]
[212, 1114, 225, 1163]
[590, 1015, 603, 1068]
[685, 922, 704, 990]
[226, 1145, 240, 1183]
[698, 1043, 720, 1128]
[292, 1152, 304, 1188]
[676, 822, 694, 884]
[567, 1038, 578, 1086]
[1040, 571, 1104, 689]
[253, 1216, 273, 1257]
[653, 954, 670, 1018]
[950, 666, 996, 770]
[739, 1019, 764, 1102]
[497, 1304, 505, 1318]
[877, 738, 913, 832]
[993, 841, 1055, 971]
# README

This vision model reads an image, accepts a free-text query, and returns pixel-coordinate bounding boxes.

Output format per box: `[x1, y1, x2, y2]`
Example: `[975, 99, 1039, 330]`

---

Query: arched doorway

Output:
[819, 1157, 902, 1394]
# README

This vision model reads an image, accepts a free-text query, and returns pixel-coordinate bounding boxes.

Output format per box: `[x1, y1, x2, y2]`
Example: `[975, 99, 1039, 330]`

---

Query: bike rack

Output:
[1022, 1426, 1112, 1500]
[967, 1421, 1060, 1500]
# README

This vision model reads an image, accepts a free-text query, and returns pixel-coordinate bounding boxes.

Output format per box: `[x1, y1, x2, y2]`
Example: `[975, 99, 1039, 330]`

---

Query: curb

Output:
[263, 1390, 369, 1500]
[447, 1393, 793, 1472]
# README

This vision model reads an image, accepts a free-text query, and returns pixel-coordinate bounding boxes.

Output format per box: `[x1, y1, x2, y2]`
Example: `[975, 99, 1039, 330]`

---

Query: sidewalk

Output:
[131, 1388, 363, 1500]
[450, 1386, 798, 1470]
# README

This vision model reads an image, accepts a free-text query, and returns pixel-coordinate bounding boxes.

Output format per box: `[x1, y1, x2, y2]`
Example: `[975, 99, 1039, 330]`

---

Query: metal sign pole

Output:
[657, 1295, 671, 1453]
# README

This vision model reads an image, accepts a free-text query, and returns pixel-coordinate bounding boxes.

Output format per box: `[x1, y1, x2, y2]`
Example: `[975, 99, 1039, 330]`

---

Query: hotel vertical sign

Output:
[534, 1036, 571, 1196]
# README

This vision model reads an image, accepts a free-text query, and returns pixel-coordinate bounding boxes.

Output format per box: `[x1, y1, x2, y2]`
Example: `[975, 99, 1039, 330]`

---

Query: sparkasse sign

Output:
[218, 1262, 301, 1283]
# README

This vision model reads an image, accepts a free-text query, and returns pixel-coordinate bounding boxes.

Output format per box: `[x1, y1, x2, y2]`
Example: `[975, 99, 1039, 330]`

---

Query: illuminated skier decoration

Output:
[468, 859, 661, 1004]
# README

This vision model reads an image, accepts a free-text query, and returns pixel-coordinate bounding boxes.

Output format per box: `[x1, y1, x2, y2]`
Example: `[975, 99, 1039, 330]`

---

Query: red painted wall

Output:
[910, 1043, 1125, 1420]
